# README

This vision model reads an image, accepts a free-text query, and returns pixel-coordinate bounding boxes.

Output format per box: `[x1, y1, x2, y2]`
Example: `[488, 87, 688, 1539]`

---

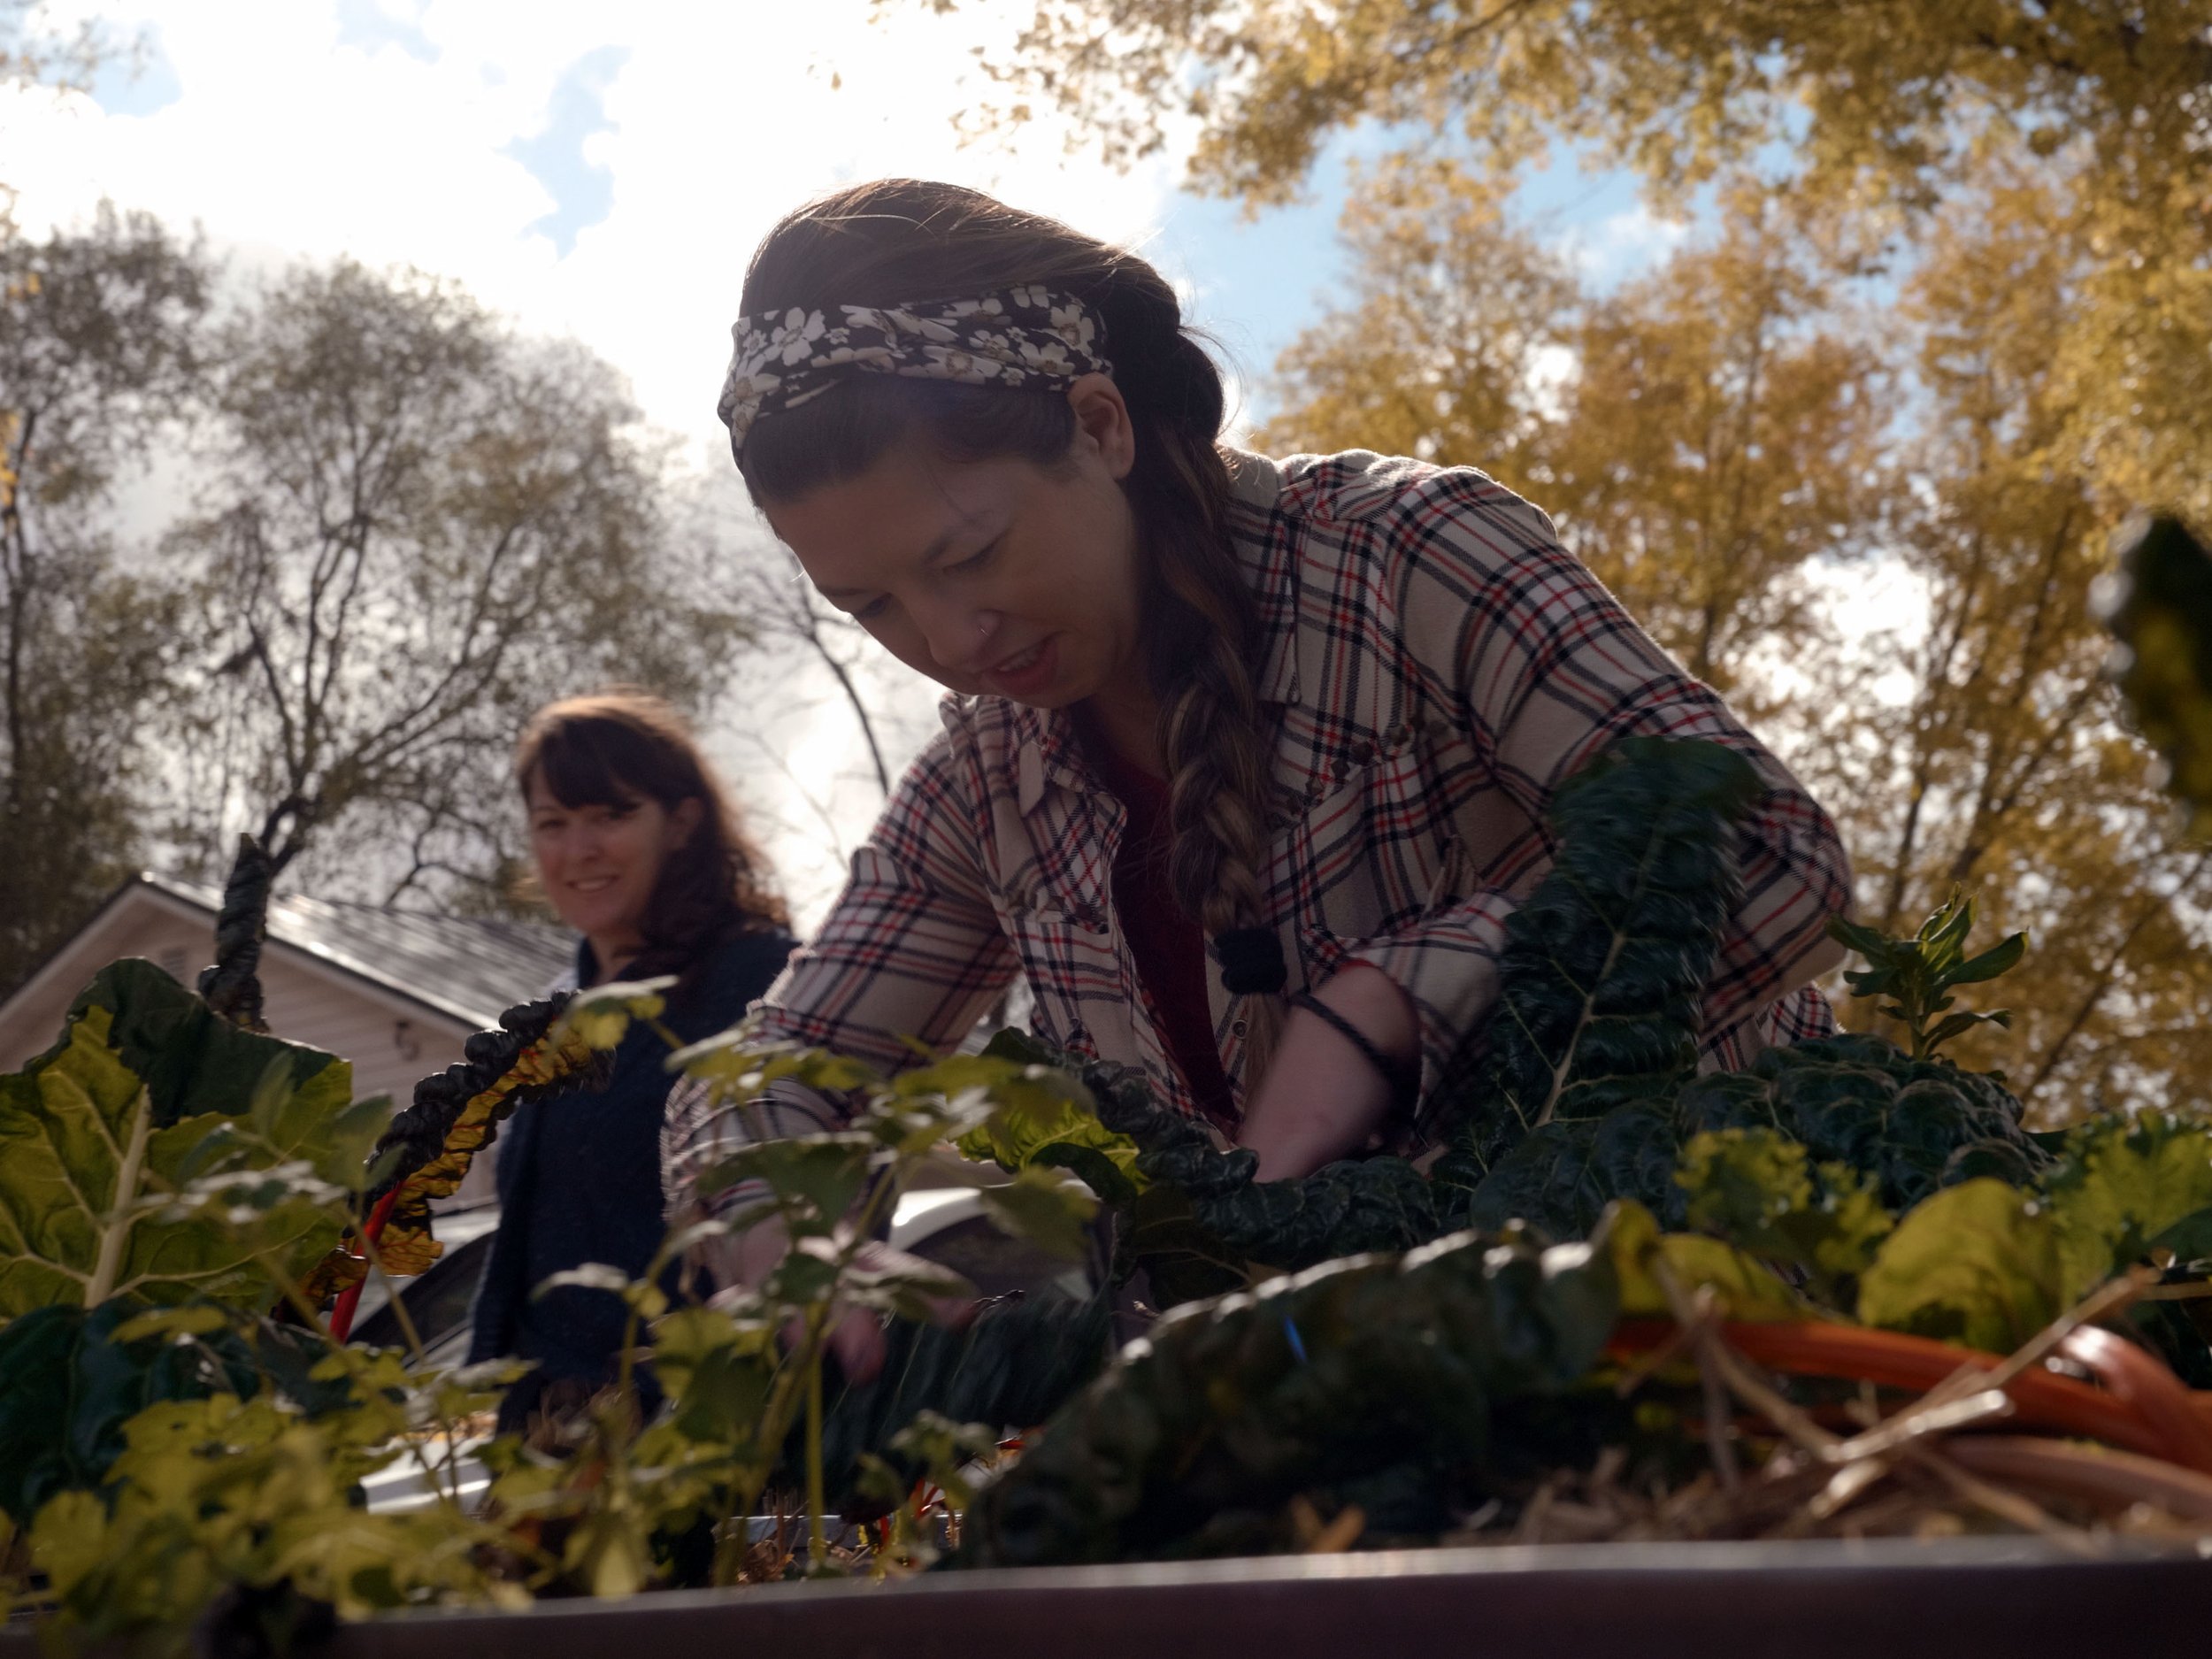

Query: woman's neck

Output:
[1077, 672, 1164, 778]
[582, 932, 642, 987]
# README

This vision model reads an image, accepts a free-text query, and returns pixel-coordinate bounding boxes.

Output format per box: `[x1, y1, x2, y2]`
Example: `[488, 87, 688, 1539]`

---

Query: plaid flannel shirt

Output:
[664, 449, 1850, 1217]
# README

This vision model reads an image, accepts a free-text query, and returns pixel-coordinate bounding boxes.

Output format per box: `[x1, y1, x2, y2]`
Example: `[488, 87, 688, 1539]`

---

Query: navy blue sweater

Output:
[466, 927, 797, 1386]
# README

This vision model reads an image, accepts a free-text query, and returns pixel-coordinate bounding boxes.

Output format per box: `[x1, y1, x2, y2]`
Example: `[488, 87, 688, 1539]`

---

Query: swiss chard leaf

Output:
[0, 962, 357, 1318]
[1855, 1179, 2062, 1353]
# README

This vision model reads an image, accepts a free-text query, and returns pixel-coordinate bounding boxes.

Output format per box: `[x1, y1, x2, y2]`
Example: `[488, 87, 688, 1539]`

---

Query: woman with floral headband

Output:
[670, 178, 1850, 1379]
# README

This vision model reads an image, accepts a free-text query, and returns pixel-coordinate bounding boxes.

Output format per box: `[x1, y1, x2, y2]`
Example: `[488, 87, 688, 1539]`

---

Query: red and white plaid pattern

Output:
[664, 449, 1849, 1209]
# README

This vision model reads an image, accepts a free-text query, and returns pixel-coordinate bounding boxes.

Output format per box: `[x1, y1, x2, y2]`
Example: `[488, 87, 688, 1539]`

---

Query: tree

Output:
[1262, 163, 1894, 707]
[1781, 165, 2212, 1116]
[162, 259, 749, 909]
[941, 1, 2209, 219]
[0, 0, 128, 94]
[927, 0, 2212, 530]
[0, 205, 210, 990]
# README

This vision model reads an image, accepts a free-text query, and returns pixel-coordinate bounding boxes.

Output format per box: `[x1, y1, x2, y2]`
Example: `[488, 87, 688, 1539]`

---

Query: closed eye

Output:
[947, 537, 1001, 576]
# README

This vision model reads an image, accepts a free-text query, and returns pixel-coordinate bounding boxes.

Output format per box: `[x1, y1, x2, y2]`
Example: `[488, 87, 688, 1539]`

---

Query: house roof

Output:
[146, 874, 576, 1030]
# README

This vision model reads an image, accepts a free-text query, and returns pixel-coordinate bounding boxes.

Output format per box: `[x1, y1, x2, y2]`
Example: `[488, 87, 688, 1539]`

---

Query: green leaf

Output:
[959, 1221, 1620, 1567]
[696, 1134, 874, 1233]
[953, 1061, 1144, 1201]
[975, 1166, 1099, 1261]
[2042, 1111, 2212, 1302]
[1676, 1128, 1893, 1304]
[1949, 933, 2027, 985]
[0, 1301, 347, 1526]
[1857, 1179, 2062, 1353]
[1440, 736, 1762, 1164]
[0, 962, 357, 1318]
[839, 1255, 977, 1323]
[558, 977, 675, 1052]
[1032, 1141, 1141, 1208]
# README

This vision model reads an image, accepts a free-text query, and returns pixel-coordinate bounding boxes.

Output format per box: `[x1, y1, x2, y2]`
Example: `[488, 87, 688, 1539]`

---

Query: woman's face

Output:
[763, 374, 1145, 710]
[524, 770, 701, 958]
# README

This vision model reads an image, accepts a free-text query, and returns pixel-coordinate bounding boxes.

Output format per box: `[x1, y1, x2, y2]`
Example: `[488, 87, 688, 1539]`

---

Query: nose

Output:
[918, 600, 1000, 675]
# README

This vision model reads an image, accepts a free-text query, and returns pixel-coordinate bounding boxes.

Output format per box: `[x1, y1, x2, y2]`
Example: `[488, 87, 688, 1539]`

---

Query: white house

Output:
[0, 874, 576, 1203]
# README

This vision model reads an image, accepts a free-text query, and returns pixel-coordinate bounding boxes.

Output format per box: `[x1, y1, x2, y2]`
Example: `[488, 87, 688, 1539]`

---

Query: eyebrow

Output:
[817, 522, 976, 601]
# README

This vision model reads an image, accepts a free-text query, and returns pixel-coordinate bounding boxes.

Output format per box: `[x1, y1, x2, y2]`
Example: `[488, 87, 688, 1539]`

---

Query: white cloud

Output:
[1554, 201, 1692, 286]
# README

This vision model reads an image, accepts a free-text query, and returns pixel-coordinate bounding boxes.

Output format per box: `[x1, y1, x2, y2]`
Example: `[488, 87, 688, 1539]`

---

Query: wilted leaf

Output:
[1603, 1199, 1808, 1322]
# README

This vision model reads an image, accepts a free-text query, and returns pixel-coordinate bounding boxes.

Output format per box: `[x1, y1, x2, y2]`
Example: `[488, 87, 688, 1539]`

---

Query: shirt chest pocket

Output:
[1279, 730, 1456, 949]
[996, 895, 1127, 1057]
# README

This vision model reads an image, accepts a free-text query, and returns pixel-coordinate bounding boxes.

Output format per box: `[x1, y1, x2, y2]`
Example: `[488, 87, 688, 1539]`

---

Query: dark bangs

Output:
[526, 715, 664, 812]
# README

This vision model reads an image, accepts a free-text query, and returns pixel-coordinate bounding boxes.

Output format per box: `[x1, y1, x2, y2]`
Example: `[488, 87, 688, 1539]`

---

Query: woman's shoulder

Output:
[685, 926, 800, 1018]
[1237, 447, 1558, 536]
[1231, 446, 1566, 603]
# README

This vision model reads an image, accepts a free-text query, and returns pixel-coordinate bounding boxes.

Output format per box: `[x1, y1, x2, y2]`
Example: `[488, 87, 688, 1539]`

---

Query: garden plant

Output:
[6, 520, 2212, 1650]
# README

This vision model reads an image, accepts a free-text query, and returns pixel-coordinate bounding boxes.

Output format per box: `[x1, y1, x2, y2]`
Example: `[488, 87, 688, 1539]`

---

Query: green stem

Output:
[806, 1356, 827, 1571]
[85, 1088, 153, 1308]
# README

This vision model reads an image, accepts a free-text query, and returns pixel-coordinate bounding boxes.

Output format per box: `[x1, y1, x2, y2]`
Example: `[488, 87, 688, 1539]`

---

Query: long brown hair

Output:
[734, 178, 1283, 1071]
[515, 690, 788, 981]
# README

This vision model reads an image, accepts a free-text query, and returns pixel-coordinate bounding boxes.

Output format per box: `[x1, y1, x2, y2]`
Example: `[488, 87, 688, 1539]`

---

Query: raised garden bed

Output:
[48, 1538, 2197, 1659]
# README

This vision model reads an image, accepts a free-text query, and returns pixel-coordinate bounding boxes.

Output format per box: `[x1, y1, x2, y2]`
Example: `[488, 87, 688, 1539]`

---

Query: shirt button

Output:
[1232, 1019, 1248, 1038]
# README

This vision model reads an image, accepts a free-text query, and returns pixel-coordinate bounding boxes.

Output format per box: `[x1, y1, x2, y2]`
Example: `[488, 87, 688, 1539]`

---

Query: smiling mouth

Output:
[570, 876, 616, 894]
[992, 641, 1048, 676]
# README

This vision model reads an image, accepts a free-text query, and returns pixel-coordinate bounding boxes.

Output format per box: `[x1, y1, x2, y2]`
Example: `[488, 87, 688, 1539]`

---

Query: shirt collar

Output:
[1226, 448, 1302, 710]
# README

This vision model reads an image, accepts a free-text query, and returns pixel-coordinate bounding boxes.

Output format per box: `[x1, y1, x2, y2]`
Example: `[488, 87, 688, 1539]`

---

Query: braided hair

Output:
[734, 179, 1286, 1076]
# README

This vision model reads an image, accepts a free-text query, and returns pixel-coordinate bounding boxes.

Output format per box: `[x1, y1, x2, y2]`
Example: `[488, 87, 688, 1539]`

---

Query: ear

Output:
[1066, 372, 1137, 482]
[669, 796, 705, 849]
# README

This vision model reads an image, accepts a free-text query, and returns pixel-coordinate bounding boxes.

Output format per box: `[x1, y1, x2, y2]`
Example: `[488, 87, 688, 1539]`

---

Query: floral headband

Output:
[716, 285, 1112, 461]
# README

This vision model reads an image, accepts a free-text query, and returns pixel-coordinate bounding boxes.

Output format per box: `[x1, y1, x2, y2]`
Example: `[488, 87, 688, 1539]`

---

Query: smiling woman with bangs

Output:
[467, 690, 797, 1438]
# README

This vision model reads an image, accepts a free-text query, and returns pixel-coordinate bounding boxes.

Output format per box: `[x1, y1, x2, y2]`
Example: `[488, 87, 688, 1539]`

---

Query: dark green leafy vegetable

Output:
[1434, 735, 1761, 1177]
[0, 1301, 342, 1524]
[812, 1288, 1112, 1509]
[958, 1223, 1619, 1566]
[975, 741, 2044, 1294]
[1462, 1032, 2049, 1240]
